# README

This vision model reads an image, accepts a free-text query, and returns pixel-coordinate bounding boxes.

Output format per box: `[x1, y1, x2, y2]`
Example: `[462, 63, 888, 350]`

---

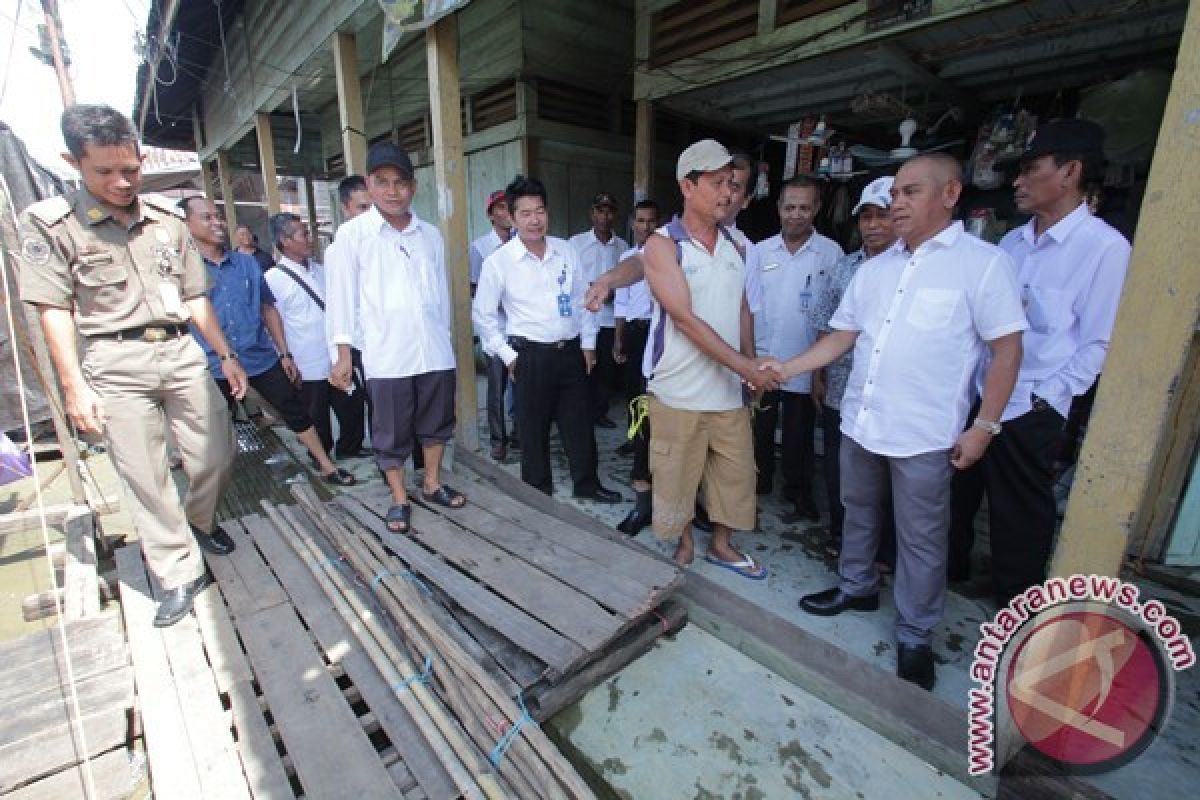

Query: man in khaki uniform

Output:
[17, 104, 247, 627]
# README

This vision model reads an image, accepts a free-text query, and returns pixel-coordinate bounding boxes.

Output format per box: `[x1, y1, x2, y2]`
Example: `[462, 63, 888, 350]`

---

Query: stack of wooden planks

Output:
[329, 475, 687, 719]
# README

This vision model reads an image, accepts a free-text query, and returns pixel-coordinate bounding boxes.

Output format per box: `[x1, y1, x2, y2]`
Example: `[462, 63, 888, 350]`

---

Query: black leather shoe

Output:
[490, 443, 507, 461]
[799, 587, 880, 616]
[616, 508, 651, 535]
[153, 572, 213, 628]
[595, 416, 617, 429]
[191, 524, 236, 556]
[897, 644, 936, 690]
[575, 486, 622, 504]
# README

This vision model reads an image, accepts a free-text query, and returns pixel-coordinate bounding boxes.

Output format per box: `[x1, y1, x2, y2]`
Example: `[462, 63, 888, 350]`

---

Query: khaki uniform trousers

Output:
[82, 334, 234, 589]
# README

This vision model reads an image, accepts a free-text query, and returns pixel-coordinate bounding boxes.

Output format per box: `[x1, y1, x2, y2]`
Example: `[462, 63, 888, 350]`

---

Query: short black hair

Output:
[177, 195, 206, 217]
[61, 104, 139, 159]
[505, 175, 547, 212]
[338, 175, 367, 206]
[1052, 151, 1105, 192]
[633, 199, 660, 215]
[729, 153, 756, 175]
[781, 175, 820, 193]
[269, 212, 303, 248]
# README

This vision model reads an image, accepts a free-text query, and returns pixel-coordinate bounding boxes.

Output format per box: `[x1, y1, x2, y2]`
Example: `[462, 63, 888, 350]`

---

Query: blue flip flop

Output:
[703, 551, 768, 580]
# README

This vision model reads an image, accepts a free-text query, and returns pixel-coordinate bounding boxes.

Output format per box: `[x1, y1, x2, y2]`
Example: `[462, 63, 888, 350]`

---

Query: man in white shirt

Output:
[469, 189, 516, 461]
[612, 199, 660, 534]
[327, 143, 465, 535]
[472, 176, 621, 504]
[644, 139, 782, 576]
[754, 177, 844, 521]
[765, 155, 1026, 690]
[950, 119, 1131, 605]
[571, 192, 630, 429]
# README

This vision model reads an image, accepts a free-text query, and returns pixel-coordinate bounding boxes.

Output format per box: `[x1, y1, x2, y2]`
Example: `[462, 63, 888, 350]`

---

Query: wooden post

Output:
[633, 99, 654, 203]
[39, 0, 76, 108]
[216, 149, 238, 232]
[199, 159, 216, 204]
[255, 113, 281, 215]
[515, 80, 537, 174]
[333, 32, 367, 176]
[1051, 2, 1200, 578]
[303, 174, 320, 258]
[426, 15, 479, 453]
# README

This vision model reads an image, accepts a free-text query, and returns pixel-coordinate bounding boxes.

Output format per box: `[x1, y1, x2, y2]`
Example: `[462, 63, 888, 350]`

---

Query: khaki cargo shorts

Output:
[647, 395, 756, 539]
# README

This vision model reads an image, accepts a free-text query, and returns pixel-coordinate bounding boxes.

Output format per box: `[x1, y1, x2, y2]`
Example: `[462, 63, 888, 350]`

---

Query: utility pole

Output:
[36, 0, 76, 108]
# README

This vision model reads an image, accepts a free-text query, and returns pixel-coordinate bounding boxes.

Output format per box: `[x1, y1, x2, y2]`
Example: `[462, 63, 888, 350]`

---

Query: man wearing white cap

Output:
[642, 139, 780, 576]
[809, 176, 897, 552]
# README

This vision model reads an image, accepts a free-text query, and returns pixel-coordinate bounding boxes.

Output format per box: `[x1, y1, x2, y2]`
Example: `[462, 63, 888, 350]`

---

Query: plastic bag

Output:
[0, 431, 34, 486]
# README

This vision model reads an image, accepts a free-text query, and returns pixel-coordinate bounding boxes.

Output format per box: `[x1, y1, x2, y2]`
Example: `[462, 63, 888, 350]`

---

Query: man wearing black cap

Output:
[327, 142, 466, 535]
[571, 192, 630, 428]
[950, 118, 1131, 605]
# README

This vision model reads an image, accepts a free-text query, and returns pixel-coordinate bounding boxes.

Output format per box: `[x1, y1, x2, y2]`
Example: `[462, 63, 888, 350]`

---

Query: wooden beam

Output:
[515, 79, 537, 173]
[871, 42, 973, 108]
[332, 32, 367, 176]
[425, 14, 479, 453]
[1051, 1, 1200, 578]
[633, 99, 655, 203]
[255, 113, 281, 215]
[215, 149, 238, 232]
[199, 160, 216, 205]
[303, 174, 320, 258]
[756, 0, 778, 38]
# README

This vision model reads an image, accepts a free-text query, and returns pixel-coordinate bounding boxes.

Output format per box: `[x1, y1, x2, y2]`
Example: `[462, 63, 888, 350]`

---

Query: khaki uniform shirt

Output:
[17, 189, 209, 336]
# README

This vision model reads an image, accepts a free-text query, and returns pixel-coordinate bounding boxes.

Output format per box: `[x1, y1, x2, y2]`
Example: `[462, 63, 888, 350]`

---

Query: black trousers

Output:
[485, 354, 518, 445]
[589, 326, 622, 421]
[216, 360, 313, 434]
[823, 405, 896, 564]
[513, 339, 599, 495]
[299, 380, 366, 457]
[949, 405, 1065, 601]
[753, 389, 816, 507]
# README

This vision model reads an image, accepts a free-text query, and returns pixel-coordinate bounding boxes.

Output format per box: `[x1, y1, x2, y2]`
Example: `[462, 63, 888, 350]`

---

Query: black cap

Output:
[1022, 118, 1105, 162]
[591, 191, 617, 210]
[366, 142, 414, 177]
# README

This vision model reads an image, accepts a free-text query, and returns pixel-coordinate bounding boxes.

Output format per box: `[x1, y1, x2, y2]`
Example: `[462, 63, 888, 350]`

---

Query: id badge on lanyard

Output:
[799, 274, 812, 313]
[557, 266, 572, 318]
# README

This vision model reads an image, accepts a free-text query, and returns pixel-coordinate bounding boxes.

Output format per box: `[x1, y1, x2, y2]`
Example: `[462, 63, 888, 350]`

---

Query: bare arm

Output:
[769, 330, 858, 381]
[186, 297, 248, 399]
[585, 253, 645, 311]
[38, 306, 105, 434]
[261, 303, 299, 382]
[952, 332, 1022, 469]
[643, 235, 774, 391]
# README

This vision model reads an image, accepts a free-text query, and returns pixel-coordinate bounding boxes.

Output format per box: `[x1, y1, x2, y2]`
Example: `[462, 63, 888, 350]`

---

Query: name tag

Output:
[557, 293, 573, 318]
[762, 262, 781, 272]
[159, 282, 183, 315]
[799, 290, 812, 312]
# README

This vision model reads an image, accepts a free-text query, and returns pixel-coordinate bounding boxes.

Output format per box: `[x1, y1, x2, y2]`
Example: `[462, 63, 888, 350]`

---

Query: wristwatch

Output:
[1031, 393, 1050, 413]
[219, 351, 239, 362]
[973, 417, 1002, 435]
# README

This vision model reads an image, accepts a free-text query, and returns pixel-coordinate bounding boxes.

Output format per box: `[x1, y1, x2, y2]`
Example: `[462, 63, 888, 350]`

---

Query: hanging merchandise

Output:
[782, 121, 802, 180]
[753, 161, 770, 200]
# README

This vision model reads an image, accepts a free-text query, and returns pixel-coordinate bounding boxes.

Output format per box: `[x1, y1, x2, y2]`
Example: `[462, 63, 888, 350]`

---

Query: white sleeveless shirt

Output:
[646, 218, 746, 411]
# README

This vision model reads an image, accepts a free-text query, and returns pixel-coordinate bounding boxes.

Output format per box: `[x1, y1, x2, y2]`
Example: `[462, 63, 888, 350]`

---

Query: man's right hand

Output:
[584, 279, 610, 312]
[812, 370, 826, 412]
[330, 354, 353, 392]
[739, 356, 782, 393]
[221, 359, 249, 400]
[65, 384, 106, 434]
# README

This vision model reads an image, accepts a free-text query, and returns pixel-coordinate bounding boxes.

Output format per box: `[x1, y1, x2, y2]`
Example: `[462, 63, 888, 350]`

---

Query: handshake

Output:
[741, 356, 791, 393]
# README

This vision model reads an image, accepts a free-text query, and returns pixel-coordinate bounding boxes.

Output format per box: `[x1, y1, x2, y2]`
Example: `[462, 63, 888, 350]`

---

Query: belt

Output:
[90, 324, 190, 342]
[508, 335, 581, 352]
[626, 318, 651, 329]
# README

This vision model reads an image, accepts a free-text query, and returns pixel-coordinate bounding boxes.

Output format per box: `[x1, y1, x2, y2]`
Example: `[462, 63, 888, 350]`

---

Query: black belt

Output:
[626, 318, 651, 329]
[90, 324, 190, 342]
[508, 335, 581, 352]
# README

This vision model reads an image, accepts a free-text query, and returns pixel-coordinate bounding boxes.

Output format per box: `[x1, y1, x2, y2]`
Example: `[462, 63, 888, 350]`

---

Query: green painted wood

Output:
[1165, 449, 1200, 566]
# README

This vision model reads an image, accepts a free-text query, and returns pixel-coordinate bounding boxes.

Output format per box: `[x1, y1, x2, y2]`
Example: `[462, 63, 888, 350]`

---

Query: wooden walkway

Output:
[114, 515, 459, 799]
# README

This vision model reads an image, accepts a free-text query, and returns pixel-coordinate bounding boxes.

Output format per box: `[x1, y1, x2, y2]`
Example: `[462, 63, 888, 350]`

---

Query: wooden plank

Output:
[333, 31, 367, 175]
[62, 506, 99, 620]
[0, 615, 125, 704]
[1052, 1, 1200, 578]
[0, 669, 133, 793]
[191, 584, 295, 800]
[242, 513, 459, 800]
[114, 545, 205, 799]
[255, 113, 281, 215]
[336, 495, 586, 677]
[6, 745, 142, 800]
[405, 503, 619, 651]
[206, 518, 289, 617]
[443, 602, 546, 691]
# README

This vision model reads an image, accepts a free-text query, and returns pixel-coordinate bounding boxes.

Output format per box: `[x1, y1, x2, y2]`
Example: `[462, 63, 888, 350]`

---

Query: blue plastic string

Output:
[370, 568, 433, 596]
[489, 692, 537, 767]
[391, 655, 433, 694]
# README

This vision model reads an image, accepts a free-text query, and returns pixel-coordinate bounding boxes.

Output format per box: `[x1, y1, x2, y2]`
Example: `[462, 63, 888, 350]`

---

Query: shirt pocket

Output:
[75, 256, 130, 310]
[1022, 285, 1065, 334]
[906, 288, 961, 331]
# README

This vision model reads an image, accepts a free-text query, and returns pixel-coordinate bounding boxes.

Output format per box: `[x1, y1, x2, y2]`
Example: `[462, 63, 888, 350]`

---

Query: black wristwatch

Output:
[1031, 393, 1049, 413]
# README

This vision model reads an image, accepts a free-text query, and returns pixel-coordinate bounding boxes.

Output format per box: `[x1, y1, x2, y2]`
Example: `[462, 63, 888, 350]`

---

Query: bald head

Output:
[891, 154, 963, 250]
[905, 153, 962, 188]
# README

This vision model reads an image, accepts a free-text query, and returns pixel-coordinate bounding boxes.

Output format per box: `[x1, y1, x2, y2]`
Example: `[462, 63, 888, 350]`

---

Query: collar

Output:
[587, 228, 616, 247]
[778, 229, 816, 256]
[76, 189, 144, 227]
[898, 220, 963, 255]
[278, 255, 311, 273]
[513, 235, 558, 263]
[203, 248, 236, 269]
[1022, 201, 1090, 246]
[368, 206, 420, 236]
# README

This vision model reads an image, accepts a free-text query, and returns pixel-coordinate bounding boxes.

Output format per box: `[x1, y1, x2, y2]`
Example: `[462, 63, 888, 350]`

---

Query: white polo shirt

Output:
[570, 229, 629, 329]
[995, 203, 1131, 421]
[830, 221, 1027, 457]
[325, 207, 455, 380]
[757, 230, 843, 392]
[614, 246, 653, 322]
[265, 256, 331, 381]
[472, 235, 599, 366]
[469, 227, 509, 285]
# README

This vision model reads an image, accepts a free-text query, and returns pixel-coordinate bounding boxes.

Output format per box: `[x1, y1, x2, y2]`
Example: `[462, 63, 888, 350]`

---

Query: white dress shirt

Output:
[830, 221, 1027, 457]
[469, 228, 509, 285]
[265, 256, 331, 381]
[994, 203, 1131, 420]
[758, 230, 843, 392]
[570, 229, 629, 329]
[325, 207, 455, 380]
[472, 235, 599, 366]
[321, 238, 362, 356]
[614, 245, 653, 322]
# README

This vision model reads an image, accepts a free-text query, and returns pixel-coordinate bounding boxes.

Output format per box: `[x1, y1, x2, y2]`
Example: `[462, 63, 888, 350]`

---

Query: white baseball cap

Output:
[852, 176, 895, 215]
[676, 139, 733, 180]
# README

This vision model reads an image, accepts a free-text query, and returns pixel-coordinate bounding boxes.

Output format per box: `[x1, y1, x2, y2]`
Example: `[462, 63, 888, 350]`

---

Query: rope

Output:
[488, 691, 537, 767]
[391, 655, 433, 693]
[0, 173, 100, 800]
[370, 567, 433, 596]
